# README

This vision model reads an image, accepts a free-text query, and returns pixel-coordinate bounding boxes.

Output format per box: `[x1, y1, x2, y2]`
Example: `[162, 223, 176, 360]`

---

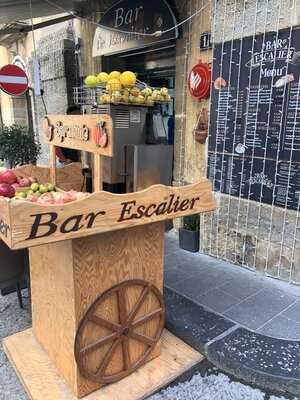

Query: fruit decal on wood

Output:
[74, 279, 165, 384]
[92, 121, 108, 148]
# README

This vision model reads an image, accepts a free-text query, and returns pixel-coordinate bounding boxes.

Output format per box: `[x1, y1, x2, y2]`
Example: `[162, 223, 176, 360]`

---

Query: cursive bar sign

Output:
[52, 121, 89, 143]
[0, 181, 215, 250]
[92, 0, 178, 57]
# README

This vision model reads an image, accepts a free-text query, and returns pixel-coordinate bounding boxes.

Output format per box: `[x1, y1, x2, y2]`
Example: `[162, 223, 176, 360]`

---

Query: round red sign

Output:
[188, 62, 211, 100]
[0, 64, 29, 96]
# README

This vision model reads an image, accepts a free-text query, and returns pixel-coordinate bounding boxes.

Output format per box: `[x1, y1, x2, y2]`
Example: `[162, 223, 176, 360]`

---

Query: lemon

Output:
[109, 71, 121, 80]
[136, 95, 145, 104]
[130, 87, 140, 97]
[120, 71, 136, 87]
[97, 72, 109, 83]
[84, 75, 99, 87]
[142, 87, 153, 97]
[106, 78, 122, 93]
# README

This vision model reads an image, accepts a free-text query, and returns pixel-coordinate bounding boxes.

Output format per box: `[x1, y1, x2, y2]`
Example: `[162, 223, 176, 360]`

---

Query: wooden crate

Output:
[13, 163, 85, 192]
[0, 179, 215, 250]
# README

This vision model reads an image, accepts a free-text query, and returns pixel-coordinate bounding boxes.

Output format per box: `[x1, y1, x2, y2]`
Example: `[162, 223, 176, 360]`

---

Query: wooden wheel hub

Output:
[74, 279, 165, 384]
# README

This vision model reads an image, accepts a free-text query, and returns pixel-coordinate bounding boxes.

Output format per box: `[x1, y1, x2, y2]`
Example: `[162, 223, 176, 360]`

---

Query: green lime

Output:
[31, 183, 39, 192]
[39, 184, 48, 194]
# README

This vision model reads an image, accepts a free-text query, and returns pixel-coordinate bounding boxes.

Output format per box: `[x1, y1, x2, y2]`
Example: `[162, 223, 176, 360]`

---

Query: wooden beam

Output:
[0, 15, 75, 34]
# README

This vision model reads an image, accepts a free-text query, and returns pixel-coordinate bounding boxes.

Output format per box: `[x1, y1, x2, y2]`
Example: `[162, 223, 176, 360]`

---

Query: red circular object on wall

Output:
[188, 62, 211, 100]
[0, 64, 28, 96]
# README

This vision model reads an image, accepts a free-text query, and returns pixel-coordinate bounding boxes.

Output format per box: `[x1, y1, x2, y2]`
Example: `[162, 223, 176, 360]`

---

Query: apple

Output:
[11, 183, 20, 190]
[19, 177, 31, 187]
[0, 170, 17, 185]
[0, 183, 15, 198]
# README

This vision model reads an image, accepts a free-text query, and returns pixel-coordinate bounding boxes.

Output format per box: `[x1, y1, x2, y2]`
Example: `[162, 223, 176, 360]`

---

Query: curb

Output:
[165, 286, 300, 397]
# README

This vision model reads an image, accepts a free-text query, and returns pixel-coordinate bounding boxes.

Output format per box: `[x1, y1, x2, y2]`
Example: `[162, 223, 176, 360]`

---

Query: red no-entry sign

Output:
[0, 64, 29, 96]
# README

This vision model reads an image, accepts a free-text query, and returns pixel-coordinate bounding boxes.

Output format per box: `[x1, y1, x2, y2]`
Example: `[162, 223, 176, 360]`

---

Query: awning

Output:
[0, 0, 84, 24]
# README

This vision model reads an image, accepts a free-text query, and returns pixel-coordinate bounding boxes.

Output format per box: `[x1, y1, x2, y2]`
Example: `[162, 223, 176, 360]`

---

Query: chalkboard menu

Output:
[208, 28, 300, 210]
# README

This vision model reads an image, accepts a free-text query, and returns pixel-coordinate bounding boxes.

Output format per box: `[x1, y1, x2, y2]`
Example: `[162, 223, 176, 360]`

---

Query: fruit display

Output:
[13, 182, 56, 200]
[0, 169, 88, 206]
[24, 190, 89, 205]
[83, 70, 171, 106]
[0, 169, 37, 198]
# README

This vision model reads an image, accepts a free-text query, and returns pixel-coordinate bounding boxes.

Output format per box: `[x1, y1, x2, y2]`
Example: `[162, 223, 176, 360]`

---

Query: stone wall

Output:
[30, 22, 77, 164]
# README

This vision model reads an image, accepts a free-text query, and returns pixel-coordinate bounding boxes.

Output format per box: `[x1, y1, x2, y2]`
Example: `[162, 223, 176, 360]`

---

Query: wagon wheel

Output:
[74, 279, 165, 384]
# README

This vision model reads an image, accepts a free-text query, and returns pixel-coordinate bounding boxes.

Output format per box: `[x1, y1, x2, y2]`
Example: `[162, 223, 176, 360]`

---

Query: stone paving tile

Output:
[218, 274, 267, 300]
[281, 299, 300, 322]
[196, 288, 239, 314]
[164, 252, 180, 270]
[224, 288, 297, 330]
[165, 241, 180, 256]
[257, 315, 300, 340]
[168, 270, 231, 299]
[164, 267, 192, 286]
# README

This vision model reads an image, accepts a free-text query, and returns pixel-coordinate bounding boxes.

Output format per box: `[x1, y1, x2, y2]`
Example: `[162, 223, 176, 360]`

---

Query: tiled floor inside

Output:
[164, 231, 300, 340]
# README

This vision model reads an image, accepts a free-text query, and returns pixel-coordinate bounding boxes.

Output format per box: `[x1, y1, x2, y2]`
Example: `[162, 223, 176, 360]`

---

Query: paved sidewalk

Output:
[165, 231, 300, 340]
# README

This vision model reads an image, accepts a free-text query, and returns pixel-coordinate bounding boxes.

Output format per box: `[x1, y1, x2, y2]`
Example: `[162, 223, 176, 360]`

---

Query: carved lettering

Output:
[26, 210, 106, 240]
[85, 211, 106, 228]
[53, 121, 89, 143]
[23, 193, 202, 242]
[27, 212, 58, 240]
[60, 215, 84, 234]
[118, 201, 137, 222]
[118, 195, 201, 222]
[0, 217, 10, 238]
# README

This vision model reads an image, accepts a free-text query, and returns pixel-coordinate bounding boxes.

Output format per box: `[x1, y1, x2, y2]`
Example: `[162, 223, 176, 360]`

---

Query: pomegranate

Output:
[0, 170, 17, 185]
[0, 183, 15, 198]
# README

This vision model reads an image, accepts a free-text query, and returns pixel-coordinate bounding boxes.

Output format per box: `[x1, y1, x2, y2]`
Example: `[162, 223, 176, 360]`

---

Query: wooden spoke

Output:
[95, 338, 121, 379]
[127, 285, 150, 325]
[129, 331, 156, 347]
[117, 287, 127, 325]
[132, 308, 163, 328]
[75, 279, 165, 384]
[80, 332, 119, 356]
[89, 314, 120, 332]
[121, 336, 131, 370]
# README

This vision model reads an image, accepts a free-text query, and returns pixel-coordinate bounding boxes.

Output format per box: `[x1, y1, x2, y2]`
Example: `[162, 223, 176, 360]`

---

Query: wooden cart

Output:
[1, 114, 215, 399]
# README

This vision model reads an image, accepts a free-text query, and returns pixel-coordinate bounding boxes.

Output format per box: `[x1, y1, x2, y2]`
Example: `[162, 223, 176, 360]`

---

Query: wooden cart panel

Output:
[0, 180, 215, 250]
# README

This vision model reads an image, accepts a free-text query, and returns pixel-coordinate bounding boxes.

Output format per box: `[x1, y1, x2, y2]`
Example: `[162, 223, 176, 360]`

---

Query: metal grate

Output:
[200, 0, 300, 284]
[115, 109, 130, 129]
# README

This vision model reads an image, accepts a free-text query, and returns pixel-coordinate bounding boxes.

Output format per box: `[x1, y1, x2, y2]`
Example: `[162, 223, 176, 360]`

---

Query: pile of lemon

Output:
[84, 70, 171, 106]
